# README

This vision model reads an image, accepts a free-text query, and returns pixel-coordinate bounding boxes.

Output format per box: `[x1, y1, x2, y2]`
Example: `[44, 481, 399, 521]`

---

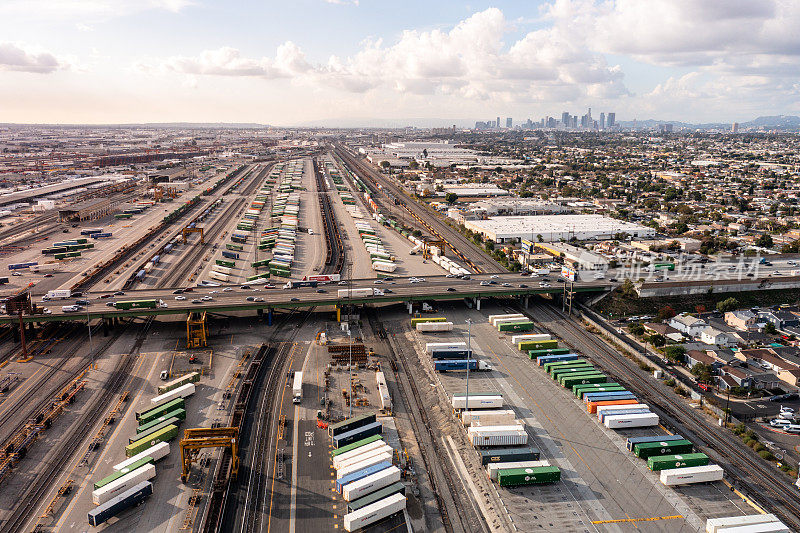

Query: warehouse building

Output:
[464, 214, 654, 244]
[58, 198, 114, 222]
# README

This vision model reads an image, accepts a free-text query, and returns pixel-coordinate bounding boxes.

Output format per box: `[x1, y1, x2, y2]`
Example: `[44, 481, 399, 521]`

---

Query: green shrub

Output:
[758, 450, 775, 460]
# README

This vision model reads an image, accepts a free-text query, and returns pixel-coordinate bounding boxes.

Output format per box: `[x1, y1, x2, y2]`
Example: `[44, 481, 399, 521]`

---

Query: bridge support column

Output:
[407, 302, 413, 314]
[103, 318, 109, 337]
[12, 326, 19, 342]
[524, 296, 529, 309]
[267, 308, 273, 326]
[474, 297, 481, 311]
[27, 322, 35, 339]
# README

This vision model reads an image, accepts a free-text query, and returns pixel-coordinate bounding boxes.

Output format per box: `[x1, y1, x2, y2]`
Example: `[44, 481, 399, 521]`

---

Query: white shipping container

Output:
[487, 460, 549, 481]
[150, 383, 195, 407]
[426, 342, 466, 353]
[660, 465, 724, 486]
[335, 445, 393, 472]
[595, 403, 650, 421]
[489, 314, 524, 326]
[343, 492, 406, 532]
[92, 464, 156, 505]
[211, 265, 232, 275]
[372, 261, 397, 273]
[604, 412, 660, 429]
[493, 317, 530, 328]
[336, 452, 393, 480]
[469, 430, 527, 447]
[717, 524, 789, 533]
[209, 271, 229, 283]
[338, 288, 374, 298]
[113, 442, 170, 471]
[46, 289, 72, 299]
[511, 333, 551, 344]
[333, 442, 390, 469]
[706, 516, 783, 533]
[451, 395, 504, 410]
[416, 322, 454, 332]
[461, 409, 517, 427]
[343, 466, 402, 501]
[376, 372, 391, 411]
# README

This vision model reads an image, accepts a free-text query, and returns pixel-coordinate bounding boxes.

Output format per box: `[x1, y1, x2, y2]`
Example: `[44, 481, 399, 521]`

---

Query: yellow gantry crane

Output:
[179, 427, 239, 482]
[186, 311, 208, 349]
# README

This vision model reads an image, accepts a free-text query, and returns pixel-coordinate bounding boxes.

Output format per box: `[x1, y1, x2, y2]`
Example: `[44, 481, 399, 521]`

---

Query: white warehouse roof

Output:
[465, 214, 655, 243]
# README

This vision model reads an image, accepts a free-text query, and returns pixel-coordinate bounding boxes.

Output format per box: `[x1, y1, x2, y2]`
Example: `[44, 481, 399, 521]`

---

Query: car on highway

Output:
[175, 296, 186, 300]
[373, 280, 383, 284]
[254, 297, 264, 302]
[480, 281, 490, 286]
[191, 299, 202, 304]
[11, 272, 20, 276]
[490, 275, 499, 279]
[75, 300, 89, 306]
[502, 283, 511, 287]
[173, 289, 184, 294]
[384, 289, 393, 293]
[338, 281, 347, 285]
[240, 285, 251, 290]
[114, 291, 125, 296]
[539, 282, 551, 287]
[447, 287, 456, 292]
[290, 297, 300, 302]
[44, 273, 53, 278]
[105, 302, 116, 307]
[246, 296, 255, 302]
[99, 294, 113, 299]
[223, 287, 233, 292]
[201, 296, 213, 301]
[519, 284, 528, 288]
[609, 278, 618, 282]
[264, 284, 276, 289]
[317, 289, 326, 293]
[446, 274, 455, 278]
[42, 308, 51, 314]
[461, 275, 470, 280]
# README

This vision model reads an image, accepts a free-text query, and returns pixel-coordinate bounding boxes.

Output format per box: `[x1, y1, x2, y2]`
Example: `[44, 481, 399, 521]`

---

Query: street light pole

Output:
[465, 318, 471, 410]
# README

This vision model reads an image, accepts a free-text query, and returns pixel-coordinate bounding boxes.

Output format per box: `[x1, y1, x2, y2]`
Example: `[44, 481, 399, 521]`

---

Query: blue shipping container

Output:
[222, 251, 239, 259]
[583, 391, 635, 402]
[434, 360, 478, 372]
[335, 461, 392, 493]
[536, 353, 579, 366]
[431, 349, 473, 360]
[88, 481, 152, 527]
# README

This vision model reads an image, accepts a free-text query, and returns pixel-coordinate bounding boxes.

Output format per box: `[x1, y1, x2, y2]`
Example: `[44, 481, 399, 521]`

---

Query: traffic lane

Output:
[717, 395, 800, 419]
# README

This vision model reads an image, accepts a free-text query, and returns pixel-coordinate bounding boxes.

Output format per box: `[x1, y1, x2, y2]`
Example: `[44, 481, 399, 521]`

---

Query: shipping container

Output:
[519, 340, 559, 351]
[329, 413, 377, 438]
[479, 446, 540, 465]
[550, 365, 596, 380]
[114, 442, 170, 471]
[706, 514, 783, 533]
[488, 314, 525, 326]
[588, 398, 639, 414]
[544, 359, 589, 373]
[605, 412, 659, 429]
[346, 482, 405, 514]
[343, 466, 402, 501]
[157, 372, 200, 395]
[209, 271, 229, 283]
[716, 523, 790, 533]
[331, 435, 384, 458]
[150, 383, 195, 407]
[582, 391, 635, 403]
[136, 398, 185, 424]
[497, 465, 561, 486]
[131, 417, 181, 443]
[92, 464, 156, 505]
[343, 492, 406, 531]
[416, 322, 454, 332]
[511, 333, 551, 344]
[125, 425, 179, 457]
[626, 434, 684, 452]
[410, 317, 448, 326]
[468, 426, 527, 447]
[94, 457, 154, 490]
[634, 439, 693, 459]
[598, 408, 651, 424]
[332, 441, 391, 470]
[660, 464, 723, 486]
[488, 460, 550, 480]
[461, 409, 516, 427]
[335, 446, 393, 473]
[333, 421, 383, 449]
[647, 453, 709, 472]
[498, 321, 535, 332]
[573, 382, 623, 397]
[211, 265, 232, 275]
[88, 481, 152, 527]
[560, 373, 608, 388]
[337, 288, 374, 298]
[431, 349, 473, 360]
[336, 460, 393, 492]
[451, 394, 504, 410]
[534, 351, 577, 364]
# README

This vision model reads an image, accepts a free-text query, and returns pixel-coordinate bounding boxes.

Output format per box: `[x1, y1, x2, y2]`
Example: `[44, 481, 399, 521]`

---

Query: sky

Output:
[1, 0, 799, 126]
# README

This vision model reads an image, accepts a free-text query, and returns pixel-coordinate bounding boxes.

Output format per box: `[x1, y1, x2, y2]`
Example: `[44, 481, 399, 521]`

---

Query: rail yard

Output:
[0, 145, 796, 533]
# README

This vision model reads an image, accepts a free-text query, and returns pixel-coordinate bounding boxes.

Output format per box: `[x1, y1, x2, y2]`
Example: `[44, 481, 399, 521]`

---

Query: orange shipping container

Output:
[587, 398, 638, 414]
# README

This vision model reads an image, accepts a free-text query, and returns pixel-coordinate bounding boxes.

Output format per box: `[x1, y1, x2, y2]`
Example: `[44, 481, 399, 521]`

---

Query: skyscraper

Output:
[562, 112, 571, 128]
[600, 112, 605, 130]
[731, 122, 739, 133]
[506, 117, 512, 128]
[607, 113, 615, 128]
[496, 116, 500, 129]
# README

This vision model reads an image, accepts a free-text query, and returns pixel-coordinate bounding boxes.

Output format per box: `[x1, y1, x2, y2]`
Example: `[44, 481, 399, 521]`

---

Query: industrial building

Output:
[528, 241, 609, 270]
[467, 199, 566, 217]
[464, 214, 654, 244]
[58, 197, 114, 222]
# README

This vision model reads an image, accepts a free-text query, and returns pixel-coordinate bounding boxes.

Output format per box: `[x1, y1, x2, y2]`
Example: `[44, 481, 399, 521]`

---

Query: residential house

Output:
[669, 313, 707, 338]
[700, 326, 738, 347]
[725, 310, 758, 331]
[685, 350, 717, 369]
[758, 309, 800, 329]
[717, 366, 753, 389]
[643, 322, 682, 342]
[777, 368, 800, 388]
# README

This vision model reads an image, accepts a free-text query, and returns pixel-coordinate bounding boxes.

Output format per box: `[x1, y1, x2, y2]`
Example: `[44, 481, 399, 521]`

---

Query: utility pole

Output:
[465, 318, 471, 411]
[87, 305, 94, 370]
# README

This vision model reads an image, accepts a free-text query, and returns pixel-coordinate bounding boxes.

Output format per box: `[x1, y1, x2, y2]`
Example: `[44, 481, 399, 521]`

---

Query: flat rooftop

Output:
[0, 177, 109, 207]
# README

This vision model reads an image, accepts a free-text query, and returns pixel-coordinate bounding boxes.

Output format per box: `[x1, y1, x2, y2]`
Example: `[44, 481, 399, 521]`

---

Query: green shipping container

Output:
[519, 340, 559, 351]
[330, 435, 383, 457]
[136, 409, 187, 434]
[634, 439, 694, 459]
[528, 348, 571, 358]
[136, 398, 185, 424]
[561, 373, 607, 388]
[157, 372, 200, 395]
[498, 321, 535, 332]
[216, 259, 235, 268]
[497, 465, 561, 486]
[94, 457, 154, 490]
[125, 425, 179, 457]
[132, 417, 180, 443]
[226, 243, 244, 251]
[551, 365, 596, 381]
[410, 317, 448, 326]
[572, 382, 621, 396]
[544, 359, 588, 373]
[647, 453, 708, 471]
[576, 385, 626, 399]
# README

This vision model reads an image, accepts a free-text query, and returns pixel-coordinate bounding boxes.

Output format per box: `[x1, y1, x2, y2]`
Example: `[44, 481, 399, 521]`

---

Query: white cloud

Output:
[0, 42, 63, 74]
[146, 8, 627, 105]
[0, 0, 193, 23]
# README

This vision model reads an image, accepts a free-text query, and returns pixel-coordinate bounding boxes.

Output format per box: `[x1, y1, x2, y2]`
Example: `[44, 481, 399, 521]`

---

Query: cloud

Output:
[0, 0, 193, 22]
[324, 0, 359, 5]
[145, 8, 627, 104]
[0, 42, 63, 74]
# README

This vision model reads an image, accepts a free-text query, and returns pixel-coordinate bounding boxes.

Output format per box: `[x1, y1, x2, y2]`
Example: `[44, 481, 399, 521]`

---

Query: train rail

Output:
[528, 302, 800, 530]
[313, 158, 345, 275]
[333, 146, 505, 275]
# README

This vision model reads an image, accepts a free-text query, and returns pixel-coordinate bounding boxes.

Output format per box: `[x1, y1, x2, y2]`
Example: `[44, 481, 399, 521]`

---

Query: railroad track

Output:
[528, 302, 800, 530]
[368, 309, 482, 533]
[313, 158, 344, 275]
[0, 317, 151, 533]
[334, 146, 506, 275]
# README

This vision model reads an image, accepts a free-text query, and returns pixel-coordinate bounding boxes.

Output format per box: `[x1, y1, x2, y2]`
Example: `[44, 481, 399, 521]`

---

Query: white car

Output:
[780, 406, 795, 414]
[175, 296, 186, 300]
[209, 290, 219, 294]
[42, 308, 52, 314]
[223, 287, 233, 292]
[490, 275, 499, 279]
[770, 418, 792, 427]
[201, 296, 213, 301]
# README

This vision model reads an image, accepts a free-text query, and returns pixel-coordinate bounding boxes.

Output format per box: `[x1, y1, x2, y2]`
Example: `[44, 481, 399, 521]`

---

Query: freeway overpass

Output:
[6, 273, 611, 324]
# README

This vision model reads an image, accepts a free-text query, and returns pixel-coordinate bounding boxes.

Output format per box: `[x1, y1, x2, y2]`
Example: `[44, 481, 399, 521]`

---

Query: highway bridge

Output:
[6, 273, 611, 323]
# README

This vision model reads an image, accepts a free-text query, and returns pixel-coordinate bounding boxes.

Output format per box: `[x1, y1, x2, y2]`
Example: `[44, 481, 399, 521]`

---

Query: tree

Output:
[619, 279, 638, 299]
[379, 160, 390, 169]
[755, 234, 774, 248]
[445, 192, 459, 204]
[691, 362, 714, 383]
[764, 322, 777, 334]
[665, 345, 686, 364]
[716, 297, 739, 313]
[537, 234, 544, 243]
[408, 160, 419, 170]
[648, 334, 666, 347]
[658, 305, 677, 321]
[412, 229, 422, 238]
[628, 323, 645, 336]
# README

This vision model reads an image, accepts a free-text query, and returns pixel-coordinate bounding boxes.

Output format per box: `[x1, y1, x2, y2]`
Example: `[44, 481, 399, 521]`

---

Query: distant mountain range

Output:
[618, 115, 800, 131]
